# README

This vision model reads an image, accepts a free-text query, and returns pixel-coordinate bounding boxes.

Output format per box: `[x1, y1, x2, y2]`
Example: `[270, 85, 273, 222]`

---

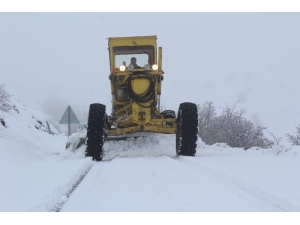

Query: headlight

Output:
[119, 65, 126, 72]
[127, 64, 134, 71]
[144, 64, 150, 71]
[152, 64, 158, 70]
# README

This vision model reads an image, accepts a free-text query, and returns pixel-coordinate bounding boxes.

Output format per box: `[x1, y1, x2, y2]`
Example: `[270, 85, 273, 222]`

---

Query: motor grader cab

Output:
[85, 35, 198, 161]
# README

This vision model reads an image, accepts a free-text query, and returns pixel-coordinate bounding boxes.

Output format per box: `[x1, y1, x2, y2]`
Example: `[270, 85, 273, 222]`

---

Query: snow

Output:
[0, 98, 93, 211]
[0, 97, 300, 215]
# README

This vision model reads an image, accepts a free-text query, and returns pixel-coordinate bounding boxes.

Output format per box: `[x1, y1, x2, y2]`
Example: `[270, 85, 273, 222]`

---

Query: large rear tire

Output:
[85, 103, 106, 161]
[176, 102, 198, 156]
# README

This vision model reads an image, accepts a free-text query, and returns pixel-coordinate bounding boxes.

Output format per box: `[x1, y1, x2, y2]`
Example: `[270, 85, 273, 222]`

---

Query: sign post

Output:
[59, 105, 80, 139]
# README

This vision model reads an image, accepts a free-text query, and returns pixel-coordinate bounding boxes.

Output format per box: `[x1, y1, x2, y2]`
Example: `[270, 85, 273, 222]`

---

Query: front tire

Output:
[176, 102, 198, 156]
[85, 103, 106, 161]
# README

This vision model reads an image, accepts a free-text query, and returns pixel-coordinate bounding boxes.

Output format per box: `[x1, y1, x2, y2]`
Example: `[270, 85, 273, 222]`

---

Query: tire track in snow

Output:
[174, 157, 300, 212]
[50, 164, 93, 212]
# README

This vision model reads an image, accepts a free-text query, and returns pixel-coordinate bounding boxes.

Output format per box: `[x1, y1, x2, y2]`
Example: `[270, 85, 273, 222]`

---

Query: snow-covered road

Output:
[58, 135, 300, 212]
[59, 153, 299, 212]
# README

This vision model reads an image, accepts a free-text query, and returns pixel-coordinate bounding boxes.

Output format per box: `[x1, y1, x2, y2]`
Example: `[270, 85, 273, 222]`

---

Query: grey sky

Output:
[1, 13, 299, 138]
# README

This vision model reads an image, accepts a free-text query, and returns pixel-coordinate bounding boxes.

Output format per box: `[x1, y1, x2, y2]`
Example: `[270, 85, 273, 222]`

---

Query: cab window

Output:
[114, 46, 154, 68]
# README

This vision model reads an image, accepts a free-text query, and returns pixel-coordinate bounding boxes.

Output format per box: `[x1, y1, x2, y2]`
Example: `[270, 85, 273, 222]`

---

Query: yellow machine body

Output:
[107, 35, 176, 138]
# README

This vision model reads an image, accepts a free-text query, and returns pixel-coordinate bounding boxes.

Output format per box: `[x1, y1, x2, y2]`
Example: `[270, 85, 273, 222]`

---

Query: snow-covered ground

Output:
[0, 98, 300, 214]
[0, 98, 92, 211]
[59, 135, 300, 212]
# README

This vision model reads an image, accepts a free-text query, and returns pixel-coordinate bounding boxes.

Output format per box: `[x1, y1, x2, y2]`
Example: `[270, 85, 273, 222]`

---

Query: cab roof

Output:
[108, 35, 157, 48]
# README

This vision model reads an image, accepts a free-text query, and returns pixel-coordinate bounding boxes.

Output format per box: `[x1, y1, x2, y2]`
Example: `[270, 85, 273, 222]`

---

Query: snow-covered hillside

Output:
[0, 98, 300, 212]
[0, 97, 92, 211]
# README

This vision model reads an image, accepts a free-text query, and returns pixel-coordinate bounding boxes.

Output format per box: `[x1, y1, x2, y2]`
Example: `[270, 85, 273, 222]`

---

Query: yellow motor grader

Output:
[85, 35, 198, 161]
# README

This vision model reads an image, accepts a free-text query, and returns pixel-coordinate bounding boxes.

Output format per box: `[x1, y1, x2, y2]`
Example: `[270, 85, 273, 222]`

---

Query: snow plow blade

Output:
[106, 132, 153, 141]
[66, 132, 152, 151]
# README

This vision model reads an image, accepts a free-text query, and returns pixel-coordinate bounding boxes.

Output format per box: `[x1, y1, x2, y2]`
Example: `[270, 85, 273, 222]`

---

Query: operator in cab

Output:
[129, 57, 142, 69]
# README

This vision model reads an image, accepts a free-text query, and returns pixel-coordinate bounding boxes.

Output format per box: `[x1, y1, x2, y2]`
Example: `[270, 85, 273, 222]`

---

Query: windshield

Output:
[114, 45, 154, 68]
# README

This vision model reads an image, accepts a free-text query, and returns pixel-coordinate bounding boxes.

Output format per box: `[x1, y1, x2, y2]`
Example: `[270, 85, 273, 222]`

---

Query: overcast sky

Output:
[1, 12, 299, 138]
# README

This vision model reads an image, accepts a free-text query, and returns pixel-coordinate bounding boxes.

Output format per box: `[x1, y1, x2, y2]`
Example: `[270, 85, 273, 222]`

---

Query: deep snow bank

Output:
[0, 97, 66, 159]
[0, 97, 93, 211]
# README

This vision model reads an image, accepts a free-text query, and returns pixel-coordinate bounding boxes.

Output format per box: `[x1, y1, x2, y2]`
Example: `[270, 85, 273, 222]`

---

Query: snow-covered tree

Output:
[197, 101, 216, 139]
[197, 101, 273, 149]
[0, 84, 12, 112]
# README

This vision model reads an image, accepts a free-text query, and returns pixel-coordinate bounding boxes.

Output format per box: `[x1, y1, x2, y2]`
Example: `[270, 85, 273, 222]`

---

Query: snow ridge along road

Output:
[51, 164, 93, 212]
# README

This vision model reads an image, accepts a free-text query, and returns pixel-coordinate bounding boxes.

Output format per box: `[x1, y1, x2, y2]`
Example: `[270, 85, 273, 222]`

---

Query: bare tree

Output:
[268, 131, 283, 145]
[286, 125, 300, 146]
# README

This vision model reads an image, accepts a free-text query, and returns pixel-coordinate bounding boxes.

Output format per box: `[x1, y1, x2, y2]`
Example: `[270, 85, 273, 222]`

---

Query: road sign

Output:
[59, 105, 80, 138]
